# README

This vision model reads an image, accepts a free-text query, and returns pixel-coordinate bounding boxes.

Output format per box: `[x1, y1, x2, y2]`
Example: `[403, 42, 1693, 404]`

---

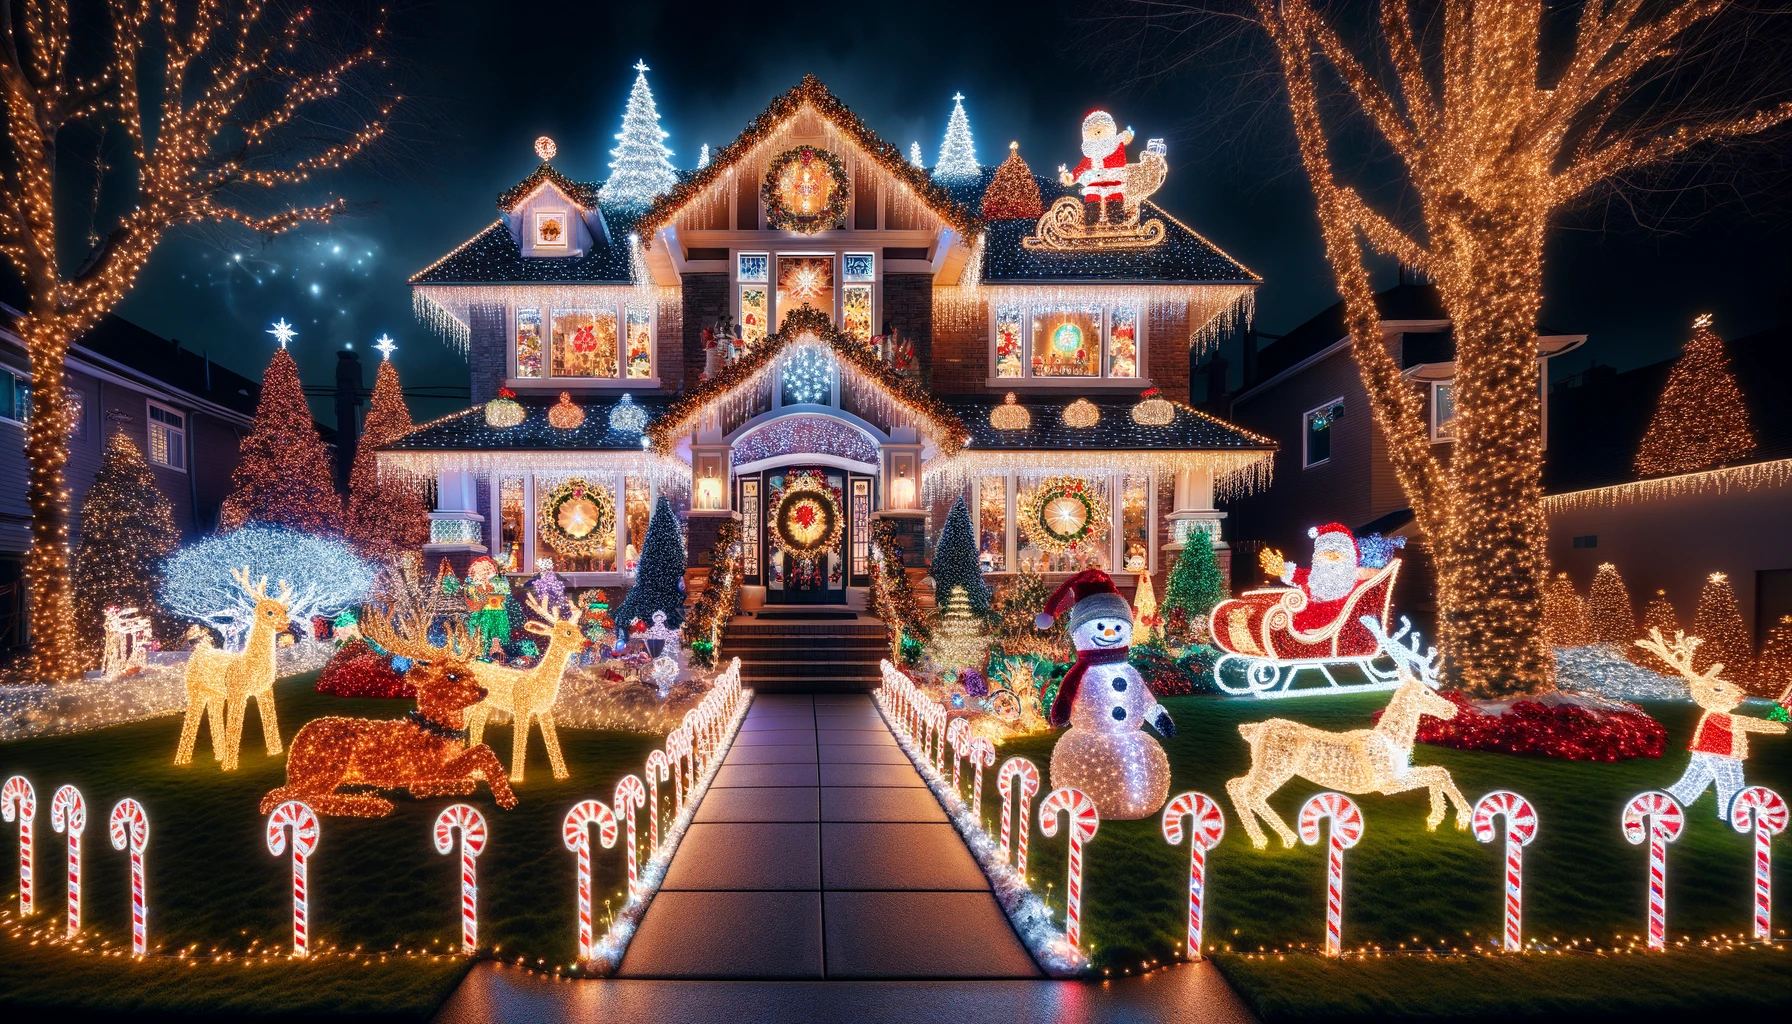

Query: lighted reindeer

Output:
[462, 594, 587, 782]
[1637, 627, 1787, 817]
[1227, 616, 1470, 849]
[175, 568, 290, 771]
[259, 610, 517, 817]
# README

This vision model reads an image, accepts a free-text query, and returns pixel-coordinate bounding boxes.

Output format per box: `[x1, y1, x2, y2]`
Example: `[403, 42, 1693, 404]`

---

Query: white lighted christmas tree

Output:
[933, 93, 978, 180]
[599, 61, 678, 210]
[697, 143, 710, 169]
[910, 141, 924, 168]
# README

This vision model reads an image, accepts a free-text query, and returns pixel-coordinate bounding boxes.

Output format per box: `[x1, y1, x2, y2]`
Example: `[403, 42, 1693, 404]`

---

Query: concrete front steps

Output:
[726, 616, 887, 694]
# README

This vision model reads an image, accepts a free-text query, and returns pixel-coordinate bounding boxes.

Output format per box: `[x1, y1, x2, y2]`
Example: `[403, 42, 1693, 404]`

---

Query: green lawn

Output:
[0, 670, 667, 1020]
[970, 695, 1791, 975]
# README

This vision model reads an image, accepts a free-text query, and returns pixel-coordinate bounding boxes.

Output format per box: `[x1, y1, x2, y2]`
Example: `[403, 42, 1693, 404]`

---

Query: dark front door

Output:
[766, 466, 848, 605]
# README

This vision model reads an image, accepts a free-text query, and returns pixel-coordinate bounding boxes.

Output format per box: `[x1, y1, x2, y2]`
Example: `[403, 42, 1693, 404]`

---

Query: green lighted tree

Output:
[930, 495, 991, 615]
[1163, 534, 1226, 645]
[617, 497, 686, 633]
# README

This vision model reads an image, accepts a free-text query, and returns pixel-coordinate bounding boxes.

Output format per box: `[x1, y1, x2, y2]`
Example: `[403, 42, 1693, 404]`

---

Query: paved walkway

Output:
[617, 693, 1040, 979]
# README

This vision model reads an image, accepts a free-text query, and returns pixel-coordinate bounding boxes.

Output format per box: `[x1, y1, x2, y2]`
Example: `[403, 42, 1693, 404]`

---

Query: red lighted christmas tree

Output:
[981, 141, 1043, 220]
[346, 359, 428, 557]
[220, 348, 344, 535]
[1635, 316, 1755, 477]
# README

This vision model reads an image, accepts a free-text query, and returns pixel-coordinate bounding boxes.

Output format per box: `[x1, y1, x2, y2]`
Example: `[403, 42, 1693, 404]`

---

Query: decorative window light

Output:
[147, 402, 186, 470]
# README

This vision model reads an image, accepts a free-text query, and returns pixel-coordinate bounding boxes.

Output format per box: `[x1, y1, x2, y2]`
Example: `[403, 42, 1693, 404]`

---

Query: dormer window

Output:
[534, 210, 568, 249]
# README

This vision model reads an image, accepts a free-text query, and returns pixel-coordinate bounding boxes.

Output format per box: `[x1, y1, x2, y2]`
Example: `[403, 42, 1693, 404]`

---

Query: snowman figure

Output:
[1037, 568, 1176, 819]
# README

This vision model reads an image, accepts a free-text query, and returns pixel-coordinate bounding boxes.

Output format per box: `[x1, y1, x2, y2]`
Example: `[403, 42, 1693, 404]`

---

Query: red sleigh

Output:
[1207, 559, 1404, 698]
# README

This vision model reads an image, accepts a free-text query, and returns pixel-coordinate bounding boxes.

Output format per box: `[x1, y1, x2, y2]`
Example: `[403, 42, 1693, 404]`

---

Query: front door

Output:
[765, 466, 847, 605]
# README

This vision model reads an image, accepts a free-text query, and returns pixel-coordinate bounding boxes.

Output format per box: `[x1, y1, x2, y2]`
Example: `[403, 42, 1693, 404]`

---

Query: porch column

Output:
[423, 469, 488, 576]
[1163, 464, 1229, 579]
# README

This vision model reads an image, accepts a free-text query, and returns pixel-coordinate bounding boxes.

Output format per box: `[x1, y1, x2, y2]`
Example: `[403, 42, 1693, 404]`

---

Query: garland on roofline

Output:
[646, 304, 969, 457]
[497, 163, 600, 212]
[684, 518, 743, 669]
[635, 74, 982, 242]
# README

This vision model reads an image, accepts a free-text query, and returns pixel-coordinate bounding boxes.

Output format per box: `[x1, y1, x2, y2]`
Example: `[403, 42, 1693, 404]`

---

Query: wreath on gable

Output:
[770, 471, 845, 560]
[762, 146, 850, 234]
[1019, 476, 1110, 555]
[537, 478, 617, 558]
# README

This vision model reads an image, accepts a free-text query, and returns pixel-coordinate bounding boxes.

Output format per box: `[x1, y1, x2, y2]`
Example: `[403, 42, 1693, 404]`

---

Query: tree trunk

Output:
[20, 319, 83, 683]
[1431, 210, 1552, 697]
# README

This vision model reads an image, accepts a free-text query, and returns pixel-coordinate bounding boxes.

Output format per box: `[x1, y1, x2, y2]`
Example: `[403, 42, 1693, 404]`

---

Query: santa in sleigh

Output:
[1207, 522, 1405, 697]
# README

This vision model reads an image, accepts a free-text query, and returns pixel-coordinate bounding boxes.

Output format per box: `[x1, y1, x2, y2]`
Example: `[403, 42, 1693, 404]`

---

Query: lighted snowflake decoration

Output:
[608, 393, 649, 434]
[785, 264, 828, 299]
[781, 345, 833, 405]
[267, 318, 298, 349]
[373, 334, 397, 361]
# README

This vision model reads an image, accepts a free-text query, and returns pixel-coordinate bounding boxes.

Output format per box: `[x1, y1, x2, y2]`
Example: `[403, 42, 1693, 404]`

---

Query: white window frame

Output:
[1302, 397, 1343, 470]
[985, 302, 1148, 387]
[532, 209, 569, 249]
[147, 399, 187, 472]
[0, 368, 28, 425]
[1430, 380, 1456, 443]
[508, 302, 658, 387]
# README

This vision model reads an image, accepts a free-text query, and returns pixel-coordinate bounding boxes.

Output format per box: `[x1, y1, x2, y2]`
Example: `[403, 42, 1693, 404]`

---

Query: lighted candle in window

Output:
[892, 467, 916, 509]
[697, 475, 723, 510]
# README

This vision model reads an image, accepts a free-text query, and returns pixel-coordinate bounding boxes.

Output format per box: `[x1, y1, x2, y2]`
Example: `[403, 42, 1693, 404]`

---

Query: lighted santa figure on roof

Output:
[1268, 523, 1361, 632]
[1060, 110, 1132, 224]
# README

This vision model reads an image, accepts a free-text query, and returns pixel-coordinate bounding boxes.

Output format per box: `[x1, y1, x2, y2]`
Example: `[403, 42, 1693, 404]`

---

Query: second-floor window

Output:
[148, 401, 186, 470]
[515, 303, 654, 381]
[0, 369, 29, 424]
[993, 302, 1143, 382]
[1304, 399, 1343, 468]
[1431, 381, 1457, 441]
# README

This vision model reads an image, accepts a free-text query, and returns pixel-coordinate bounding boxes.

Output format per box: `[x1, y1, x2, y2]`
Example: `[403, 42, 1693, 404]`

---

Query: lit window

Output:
[533, 210, 568, 248]
[995, 309, 1024, 378]
[550, 308, 618, 378]
[978, 476, 1007, 572]
[776, 255, 834, 330]
[738, 253, 769, 353]
[1108, 307, 1140, 378]
[65, 388, 86, 440]
[516, 308, 543, 378]
[148, 402, 186, 470]
[843, 255, 874, 344]
[0, 369, 28, 423]
[1304, 400, 1343, 468]
[1121, 474, 1150, 572]
[991, 303, 1147, 381]
[1431, 381, 1457, 441]
[625, 307, 653, 378]
[1031, 306, 1102, 377]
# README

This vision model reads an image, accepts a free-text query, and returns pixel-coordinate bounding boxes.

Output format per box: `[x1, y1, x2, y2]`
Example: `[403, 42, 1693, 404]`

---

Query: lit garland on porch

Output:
[647, 305, 968, 457]
[376, 436, 688, 492]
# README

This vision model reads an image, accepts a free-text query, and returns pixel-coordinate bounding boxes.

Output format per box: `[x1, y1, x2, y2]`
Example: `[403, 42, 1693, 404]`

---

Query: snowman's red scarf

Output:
[1048, 645, 1131, 727]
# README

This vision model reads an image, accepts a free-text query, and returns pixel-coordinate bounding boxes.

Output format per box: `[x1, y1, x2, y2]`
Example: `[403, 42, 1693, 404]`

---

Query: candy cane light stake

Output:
[1039, 787, 1099, 949]
[1298, 792, 1364, 957]
[50, 784, 84, 938]
[997, 757, 1041, 874]
[108, 799, 150, 955]
[1472, 790, 1538, 952]
[645, 750, 670, 855]
[1162, 792, 1225, 959]
[614, 775, 647, 898]
[433, 804, 487, 954]
[1729, 786, 1787, 943]
[1622, 790, 1685, 951]
[1, 776, 33, 917]
[968, 737, 996, 813]
[946, 718, 968, 796]
[265, 800, 320, 956]
[563, 800, 618, 961]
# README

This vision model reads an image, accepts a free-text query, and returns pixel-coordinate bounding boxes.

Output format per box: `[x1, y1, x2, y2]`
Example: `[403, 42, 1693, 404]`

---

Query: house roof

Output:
[1543, 322, 1792, 494]
[384, 394, 676, 453]
[945, 394, 1275, 452]
[1246, 283, 1447, 389]
[496, 164, 602, 212]
[409, 216, 636, 286]
[635, 74, 981, 241]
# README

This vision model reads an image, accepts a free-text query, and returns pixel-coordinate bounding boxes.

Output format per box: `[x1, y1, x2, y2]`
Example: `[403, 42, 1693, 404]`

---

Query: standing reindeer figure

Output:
[175, 568, 291, 770]
[463, 594, 587, 782]
[1227, 617, 1470, 849]
[1637, 628, 1787, 818]
[260, 610, 517, 817]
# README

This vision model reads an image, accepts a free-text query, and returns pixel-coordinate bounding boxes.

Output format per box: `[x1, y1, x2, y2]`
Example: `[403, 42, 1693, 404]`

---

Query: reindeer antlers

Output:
[363, 606, 465, 666]
[1635, 628, 1725, 685]
[230, 566, 294, 606]
[523, 592, 580, 625]
[1361, 615, 1441, 686]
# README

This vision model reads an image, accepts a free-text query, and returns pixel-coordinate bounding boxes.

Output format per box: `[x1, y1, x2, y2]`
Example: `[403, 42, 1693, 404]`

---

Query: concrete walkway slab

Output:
[813, 728, 897, 746]
[711, 763, 820, 788]
[733, 728, 821, 746]
[821, 823, 989, 890]
[660, 823, 821, 890]
[823, 891, 1040, 978]
[726, 743, 819, 764]
[694, 787, 820, 823]
[819, 763, 926, 788]
[819, 744, 910, 764]
[820, 787, 949, 823]
[619, 891, 824, 978]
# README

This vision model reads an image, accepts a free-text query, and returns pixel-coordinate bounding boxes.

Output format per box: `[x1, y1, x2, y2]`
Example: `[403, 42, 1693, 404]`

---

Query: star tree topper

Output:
[268, 318, 298, 349]
[373, 334, 397, 361]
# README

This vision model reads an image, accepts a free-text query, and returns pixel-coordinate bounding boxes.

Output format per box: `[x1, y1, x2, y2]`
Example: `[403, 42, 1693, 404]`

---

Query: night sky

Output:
[111, 0, 1792, 421]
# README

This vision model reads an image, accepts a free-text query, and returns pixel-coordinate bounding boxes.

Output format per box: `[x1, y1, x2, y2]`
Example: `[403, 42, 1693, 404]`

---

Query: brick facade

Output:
[883, 273, 934, 386]
[682, 273, 730, 390]
[467, 303, 507, 404]
[1147, 304, 1193, 404]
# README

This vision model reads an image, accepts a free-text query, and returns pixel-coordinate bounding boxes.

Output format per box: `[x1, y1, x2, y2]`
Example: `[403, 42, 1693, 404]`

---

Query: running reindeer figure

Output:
[1637, 628, 1788, 818]
[464, 594, 588, 782]
[175, 568, 290, 771]
[259, 610, 518, 817]
[1227, 617, 1470, 849]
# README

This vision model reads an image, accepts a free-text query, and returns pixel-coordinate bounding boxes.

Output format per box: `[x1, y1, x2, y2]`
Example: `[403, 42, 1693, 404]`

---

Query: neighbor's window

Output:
[1431, 381, 1457, 441]
[148, 401, 186, 470]
[738, 252, 769, 352]
[1304, 400, 1343, 468]
[0, 368, 28, 423]
[65, 388, 86, 440]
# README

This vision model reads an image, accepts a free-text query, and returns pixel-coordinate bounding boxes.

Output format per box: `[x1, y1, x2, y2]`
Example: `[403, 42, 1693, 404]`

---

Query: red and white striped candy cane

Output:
[684, 710, 708, 775]
[1622, 790, 1685, 951]
[562, 800, 618, 960]
[946, 719, 969, 796]
[265, 800, 320, 957]
[1162, 792, 1225, 960]
[1471, 790, 1538, 952]
[107, 799, 150, 955]
[1039, 787, 1100, 949]
[614, 775, 647, 898]
[1, 775, 33, 917]
[968, 737, 996, 813]
[49, 784, 84, 938]
[1298, 792, 1364, 957]
[645, 750, 671, 854]
[433, 804, 487, 954]
[1729, 786, 1787, 942]
[997, 757, 1041, 873]
[668, 729, 690, 816]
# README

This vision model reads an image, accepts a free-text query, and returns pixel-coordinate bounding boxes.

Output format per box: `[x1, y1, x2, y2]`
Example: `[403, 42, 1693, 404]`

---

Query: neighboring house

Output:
[1218, 283, 1583, 627]
[0, 308, 262, 657]
[1542, 323, 1792, 647]
[390, 76, 1276, 608]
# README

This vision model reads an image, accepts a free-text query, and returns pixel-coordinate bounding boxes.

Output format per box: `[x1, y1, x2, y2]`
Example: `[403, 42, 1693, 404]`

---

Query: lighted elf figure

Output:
[1261, 522, 1362, 632]
[1637, 629, 1788, 817]
[1037, 568, 1176, 819]
[1059, 110, 1133, 225]
[463, 557, 512, 657]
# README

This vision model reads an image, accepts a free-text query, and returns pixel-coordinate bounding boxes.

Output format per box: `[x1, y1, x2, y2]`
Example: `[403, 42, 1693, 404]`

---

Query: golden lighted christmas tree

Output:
[346, 359, 429, 557]
[1132, 572, 1161, 646]
[981, 141, 1043, 220]
[1586, 563, 1636, 647]
[1635, 316, 1755, 478]
[929, 585, 991, 672]
[1692, 571, 1756, 690]
[73, 429, 178, 662]
[221, 349, 345, 536]
[1542, 573, 1591, 649]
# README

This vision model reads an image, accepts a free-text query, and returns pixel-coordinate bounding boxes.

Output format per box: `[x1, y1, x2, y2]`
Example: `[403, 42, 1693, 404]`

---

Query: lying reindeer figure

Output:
[259, 610, 517, 818]
[1226, 616, 1470, 849]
